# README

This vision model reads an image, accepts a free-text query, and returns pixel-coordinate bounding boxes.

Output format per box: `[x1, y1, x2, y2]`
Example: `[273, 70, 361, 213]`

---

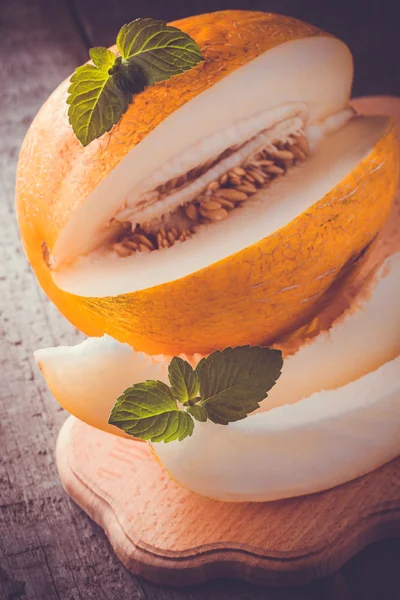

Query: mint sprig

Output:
[67, 18, 204, 147]
[109, 346, 283, 443]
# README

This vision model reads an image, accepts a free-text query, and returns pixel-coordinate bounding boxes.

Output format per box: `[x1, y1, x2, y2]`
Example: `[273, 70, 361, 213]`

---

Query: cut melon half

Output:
[17, 18, 399, 355]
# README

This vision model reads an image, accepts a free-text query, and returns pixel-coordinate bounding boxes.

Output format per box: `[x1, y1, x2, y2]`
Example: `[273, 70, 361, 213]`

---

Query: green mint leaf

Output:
[197, 347, 283, 425]
[115, 410, 194, 443]
[186, 404, 208, 422]
[168, 357, 200, 404]
[68, 18, 203, 146]
[67, 62, 131, 147]
[89, 47, 118, 71]
[116, 18, 204, 85]
[109, 380, 193, 442]
[109, 346, 284, 442]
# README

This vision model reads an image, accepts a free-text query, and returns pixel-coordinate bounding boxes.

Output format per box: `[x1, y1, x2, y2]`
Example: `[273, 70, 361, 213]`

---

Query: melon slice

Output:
[35, 336, 169, 437]
[16, 11, 399, 355]
[155, 354, 400, 501]
[35, 251, 400, 501]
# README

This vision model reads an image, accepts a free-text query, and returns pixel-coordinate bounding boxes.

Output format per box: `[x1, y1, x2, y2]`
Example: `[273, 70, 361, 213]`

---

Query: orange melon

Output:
[16, 11, 399, 355]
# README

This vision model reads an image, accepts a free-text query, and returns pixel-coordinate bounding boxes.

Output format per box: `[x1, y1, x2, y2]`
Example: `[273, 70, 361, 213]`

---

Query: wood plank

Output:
[71, 0, 400, 96]
[0, 1, 147, 599]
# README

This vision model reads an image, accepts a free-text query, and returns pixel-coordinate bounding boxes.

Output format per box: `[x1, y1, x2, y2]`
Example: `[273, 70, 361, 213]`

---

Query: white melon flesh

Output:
[35, 251, 400, 500]
[53, 115, 391, 297]
[35, 336, 169, 437]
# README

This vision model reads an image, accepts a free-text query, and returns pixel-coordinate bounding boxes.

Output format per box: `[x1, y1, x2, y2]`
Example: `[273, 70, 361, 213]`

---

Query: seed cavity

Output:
[111, 132, 309, 257]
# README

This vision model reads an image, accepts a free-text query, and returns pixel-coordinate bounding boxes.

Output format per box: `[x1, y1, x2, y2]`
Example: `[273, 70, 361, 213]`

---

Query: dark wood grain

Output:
[0, 0, 399, 598]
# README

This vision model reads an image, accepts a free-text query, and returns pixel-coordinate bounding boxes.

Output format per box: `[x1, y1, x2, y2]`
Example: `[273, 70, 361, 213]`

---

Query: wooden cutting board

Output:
[56, 416, 400, 587]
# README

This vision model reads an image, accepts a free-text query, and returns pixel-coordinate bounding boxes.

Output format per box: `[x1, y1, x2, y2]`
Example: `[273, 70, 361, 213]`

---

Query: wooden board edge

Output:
[56, 416, 400, 587]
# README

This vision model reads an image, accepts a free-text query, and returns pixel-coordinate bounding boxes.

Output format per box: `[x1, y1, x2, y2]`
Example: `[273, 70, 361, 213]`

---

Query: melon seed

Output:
[271, 149, 294, 161]
[114, 243, 132, 257]
[185, 204, 199, 221]
[217, 198, 236, 209]
[296, 136, 310, 155]
[231, 166, 247, 176]
[244, 173, 256, 183]
[229, 175, 242, 186]
[237, 183, 257, 194]
[124, 240, 139, 251]
[291, 146, 307, 161]
[266, 165, 285, 175]
[201, 199, 222, 210]
[167, 231, 176, 244]
[206, 208, 229, 221]
[248, 169, 265, 184]
[216, 188, 249, 202]
[132, 234, 154, 250]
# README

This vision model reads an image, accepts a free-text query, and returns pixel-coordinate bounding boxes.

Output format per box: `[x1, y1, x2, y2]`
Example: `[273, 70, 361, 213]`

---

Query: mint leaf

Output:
[67, 60, 131, 147]
[89, 47, 118, 71]
[168, 357, 200, 404]
[109, 345, 283, 443]
[109, 380, 194, 442]
[114, 410, 194, 443]
[68, 18, 203, 146]
[198, 347, 283, 425]
[116, 18, 204, 85]
[187, 405, 208, 422]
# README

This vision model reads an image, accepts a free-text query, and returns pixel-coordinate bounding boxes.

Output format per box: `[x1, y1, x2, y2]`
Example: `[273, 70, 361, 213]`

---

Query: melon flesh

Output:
[53, 115, 390, 297]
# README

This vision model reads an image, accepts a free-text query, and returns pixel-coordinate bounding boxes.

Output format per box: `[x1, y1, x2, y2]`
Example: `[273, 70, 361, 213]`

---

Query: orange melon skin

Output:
[15, 11, 399, 355]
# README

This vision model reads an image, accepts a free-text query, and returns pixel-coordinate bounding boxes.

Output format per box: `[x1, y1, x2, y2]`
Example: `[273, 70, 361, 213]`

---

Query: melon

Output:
[16, 10, 399, 355]
[20, 10, 400, 501]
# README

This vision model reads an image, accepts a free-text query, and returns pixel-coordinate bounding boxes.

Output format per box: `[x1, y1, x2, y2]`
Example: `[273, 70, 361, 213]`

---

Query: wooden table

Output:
[1, 0, 399, 598]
